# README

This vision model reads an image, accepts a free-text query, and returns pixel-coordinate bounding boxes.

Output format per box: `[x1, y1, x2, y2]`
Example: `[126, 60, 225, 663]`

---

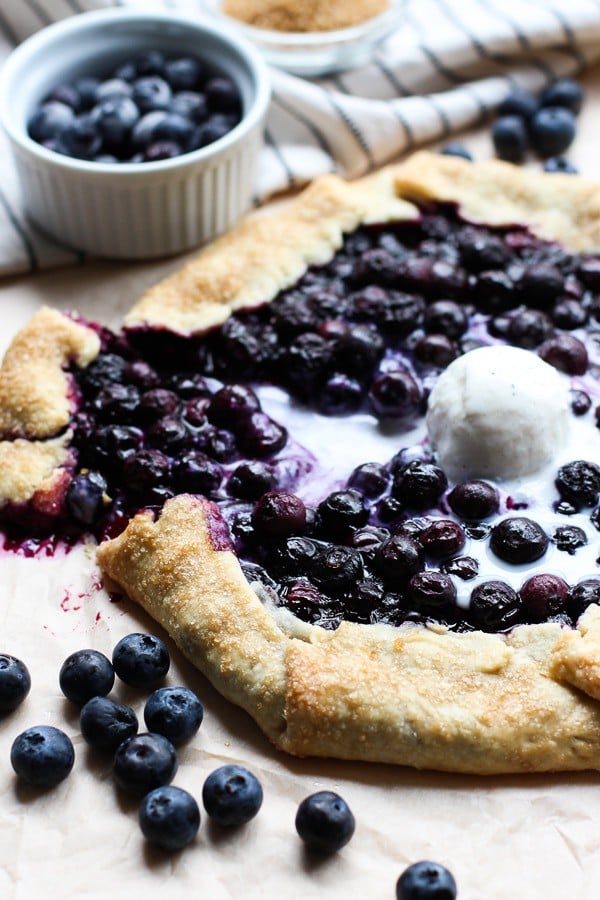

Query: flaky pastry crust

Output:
[98, 496, 600, 774]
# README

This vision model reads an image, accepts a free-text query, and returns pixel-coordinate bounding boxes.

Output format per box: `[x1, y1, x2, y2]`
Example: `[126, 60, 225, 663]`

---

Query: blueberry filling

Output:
[3, 203, 600, 635]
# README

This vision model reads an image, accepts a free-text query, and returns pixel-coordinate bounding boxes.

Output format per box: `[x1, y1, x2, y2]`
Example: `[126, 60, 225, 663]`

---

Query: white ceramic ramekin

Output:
[0, 9, 271, 259]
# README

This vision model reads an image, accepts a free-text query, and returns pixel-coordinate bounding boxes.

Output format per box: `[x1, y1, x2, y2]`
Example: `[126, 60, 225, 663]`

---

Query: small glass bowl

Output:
[202, 0, 406, 77]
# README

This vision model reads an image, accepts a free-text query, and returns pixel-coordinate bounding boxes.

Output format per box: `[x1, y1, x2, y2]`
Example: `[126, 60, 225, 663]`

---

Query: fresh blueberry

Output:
[295, 791, 355, 853]
[144, 686, 204, 745]
[112, 633, 170, 689]
[28, 101, 75, 142]
[131, 110, 169, 149]
[132, 76, 172, 113]
[139, 785, 200, 850]
[204, 76, 240, 114]
[541, 78, 584, 114]
[170, 90, 208, 123]
[189, 115, 236, 150]
[80, 696, 138, 752]
[439, 142, 473, 160]
[498, 88, 539, 120]
[152, 112, 195, 148]
[45, 83, 81, 111]
[0, 654, 31, 713]
[202, 764, 263, 826]
[530, 106, 576, 158]
[113, 732, 178, 796]
[489, 517, 549, 564]
[95, 78, 133, 102]
[396, 860, 457, 899]
[492, 115, 529, 163]
[65, 473, 106, 526]
[144, 140, 183, 161]
[56, 116, 103, 159]
[133, 51, 166, 78]
[11, 725, 74, 787]
[90, 96, 140, 147]
[543, 156, 578, 174]
[59, 648, 114, 705]
[165, 57, 204, 91]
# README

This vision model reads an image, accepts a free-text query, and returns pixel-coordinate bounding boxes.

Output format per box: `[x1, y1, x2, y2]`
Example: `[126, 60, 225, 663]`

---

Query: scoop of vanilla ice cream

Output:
[426, 345, 571, 480]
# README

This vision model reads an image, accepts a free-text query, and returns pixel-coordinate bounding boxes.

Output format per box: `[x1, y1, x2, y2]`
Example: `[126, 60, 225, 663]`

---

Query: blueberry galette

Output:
[4, 152, 600, 773]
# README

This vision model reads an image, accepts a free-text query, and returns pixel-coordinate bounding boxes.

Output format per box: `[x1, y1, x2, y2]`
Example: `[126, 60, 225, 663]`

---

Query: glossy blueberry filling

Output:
[4, 203, 600, 632]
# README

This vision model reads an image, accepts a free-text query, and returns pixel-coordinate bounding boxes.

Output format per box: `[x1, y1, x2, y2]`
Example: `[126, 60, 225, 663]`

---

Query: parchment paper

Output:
[2, 67, 600, 900]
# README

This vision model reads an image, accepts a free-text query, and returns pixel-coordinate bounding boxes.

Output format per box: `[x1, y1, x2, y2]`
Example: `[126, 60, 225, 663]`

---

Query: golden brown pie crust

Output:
[3, 152, 600, 772]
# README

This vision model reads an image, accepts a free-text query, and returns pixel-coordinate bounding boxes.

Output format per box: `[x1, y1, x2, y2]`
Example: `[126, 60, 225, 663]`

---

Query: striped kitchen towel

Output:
[0, 0, 599, 275]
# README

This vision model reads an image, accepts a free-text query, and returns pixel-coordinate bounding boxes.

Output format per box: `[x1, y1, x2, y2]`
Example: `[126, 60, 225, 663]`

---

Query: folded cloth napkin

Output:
[0, 0, 599, 276]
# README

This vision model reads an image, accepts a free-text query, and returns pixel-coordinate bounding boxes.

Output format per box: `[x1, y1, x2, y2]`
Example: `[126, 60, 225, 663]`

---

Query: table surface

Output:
[1, 66, 600, 900]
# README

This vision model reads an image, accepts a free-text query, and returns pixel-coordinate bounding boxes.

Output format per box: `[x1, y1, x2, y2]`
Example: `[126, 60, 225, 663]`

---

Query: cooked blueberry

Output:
[539, 332, 588, 373]
[419, 519, 466, 559]
[414, 334, 459, 368]
[552, 524, 587, 554]
[555, 460, 600, 507]
[331, 325, 384, 376]
[139, 785, 200, 850]
[469, 580, 522, 631]
[95, 425, 143, 461]
[165, 57, 204, 91]
[379, 292, 426, 334]
[318, 373, 363, 415]
[440, 555, 479, 580]
[80, 696, 138, 752]
[93, 383, 140, 421]
[56, 116, 103, 159]
[375, 533, 424, 582]
[271, 536, 319, 577]
[474, 269, 517, 313]
[439, 142, 473, 160]
[283, 333, 331, 396]
[295, 791, 355, 853]
[396, 860, 457, 900]
[392, 461, 447, 510]
[492, 115, 528, 163]
[530, 106, 576, 158]
[552, 298, 587, 330]
[578, 257, 600, 289]
[173, 451, 222, 494]
[122, 450, 171, 495]
[237, 412, 287, 457]
[81, 352, 128, 392]
[204, 76, 240, 114]
[144, 686, 203, 745]
[146, 416, 188, 453]
[208, 384, 260, 428]
[458, 230, 510, 272]
[447, 480, 500, 520]
[0, 655, 31, 713]
[310, 545, 363, 592]
[317, 489, 368, 536]
[138, 387, 180, 422]
[424, 300, 468, 338]
[349, 525, 391, 558]
[166, 372, 211, 399]
[508, 308, 553, 348]
[406, 571, 457, 613]
[112, 633, 170, 688]
[489, 517, 549, 564]
[227, 461, 276, 500]
[252, 491, 306, 538]
[283, 578, 325, 621]
[66, 474, 105, 526]
[202, 764, 263, 826]
[59, 648, 114, 705]
[28, 101, 75, 142]
[113, 732, 177, 796]
[519, 573, 569, 622]
[541, 78, 584, 114]
[348, 461, 389, 498]
[123, 359, 159, 389]
[201, 426, 238, 462]
[544, 156, 578, 174]
[568, 578, 600, 620]
[11, 725, 74, 788]
[376, 496, 404, 525]
[498, 88, 539, 120]
[132, 76, 172, 113]
[369, 371, 422, 419]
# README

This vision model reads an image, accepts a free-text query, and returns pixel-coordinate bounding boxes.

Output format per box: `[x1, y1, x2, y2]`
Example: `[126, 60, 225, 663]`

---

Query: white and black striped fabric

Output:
[0, 0, 599, 275]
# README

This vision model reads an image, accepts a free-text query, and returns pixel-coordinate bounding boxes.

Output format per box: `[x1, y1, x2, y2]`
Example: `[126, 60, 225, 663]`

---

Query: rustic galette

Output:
[3, 152, 600, 774]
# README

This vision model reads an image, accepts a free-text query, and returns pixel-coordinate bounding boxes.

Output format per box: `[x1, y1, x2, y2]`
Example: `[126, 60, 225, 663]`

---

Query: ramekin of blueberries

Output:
[0, 8, 270, 258]
[1, 638, 456, 897]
